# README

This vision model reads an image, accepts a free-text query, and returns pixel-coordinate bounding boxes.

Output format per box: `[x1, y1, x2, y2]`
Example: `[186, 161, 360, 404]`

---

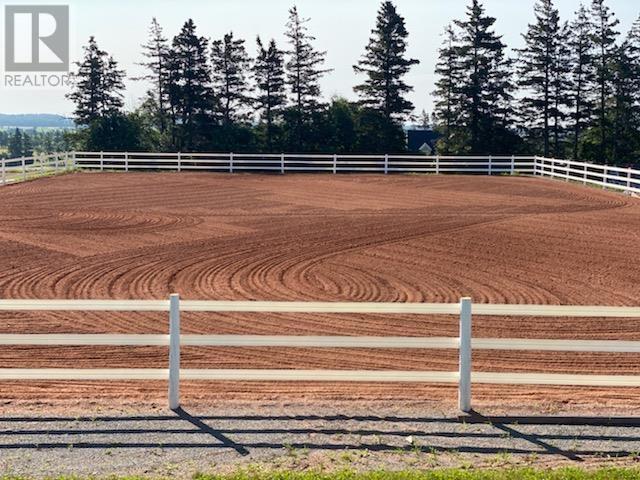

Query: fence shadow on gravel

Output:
[1, 409, 640, 462]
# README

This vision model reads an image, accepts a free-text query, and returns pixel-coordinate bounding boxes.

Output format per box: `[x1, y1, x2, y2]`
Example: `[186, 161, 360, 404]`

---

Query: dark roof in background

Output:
[407, 129, 441, 153]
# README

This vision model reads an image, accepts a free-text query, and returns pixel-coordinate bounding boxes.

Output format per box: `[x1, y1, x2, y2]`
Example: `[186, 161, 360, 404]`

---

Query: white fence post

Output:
[488, 155, 492, 176]
[384, 154, 389, 174]
[333, 154, 337, 174]
[100, 151, 104, 171]
[436, 155, 440, 175]
[280, 153, 285, 174]
[583, 163, 588, 185]
[22, 156, 26, 181]
[458, 297, 472, 413]
[628, 167, 633, 189]
[229, 152, 234, 173]
[177, 152, 182, 172]
[510, 155, 515, 175]
[125, 152, 129, 172]
[72, 151, 77, 170]
[168, 293, 181, 410]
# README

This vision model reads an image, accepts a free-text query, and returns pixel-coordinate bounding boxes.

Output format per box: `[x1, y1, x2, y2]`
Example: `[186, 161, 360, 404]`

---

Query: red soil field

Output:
[0, 172, 639, 410]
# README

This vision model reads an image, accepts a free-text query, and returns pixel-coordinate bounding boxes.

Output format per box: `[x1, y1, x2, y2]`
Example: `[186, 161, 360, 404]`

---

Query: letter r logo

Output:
[5, 5, 69, 72]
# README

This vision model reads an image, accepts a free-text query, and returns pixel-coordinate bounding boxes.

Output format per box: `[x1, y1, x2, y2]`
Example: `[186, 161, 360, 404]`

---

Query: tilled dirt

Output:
[0, 172, 639, 412]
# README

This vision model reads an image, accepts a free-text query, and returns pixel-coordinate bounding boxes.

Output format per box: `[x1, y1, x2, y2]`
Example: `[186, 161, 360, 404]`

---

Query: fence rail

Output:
[0, 152, 74, 185]
[2, 152, 639, 194]
[1, 295, 639, 412]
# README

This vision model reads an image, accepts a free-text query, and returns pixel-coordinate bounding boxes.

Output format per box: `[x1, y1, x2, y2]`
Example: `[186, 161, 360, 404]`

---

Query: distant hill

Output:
[0, 114, 75, 128]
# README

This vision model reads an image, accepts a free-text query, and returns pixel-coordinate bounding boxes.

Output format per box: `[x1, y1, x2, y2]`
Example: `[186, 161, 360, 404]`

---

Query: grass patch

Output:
[191, 468, 640, 480]
[1, 468, 640, 479]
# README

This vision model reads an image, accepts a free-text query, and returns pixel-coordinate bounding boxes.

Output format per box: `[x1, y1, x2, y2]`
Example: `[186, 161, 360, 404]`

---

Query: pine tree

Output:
[166, 19, 213, 150]
[211, 32, 252, 125]
[66, 37, 125, 125]
[453, 0, 514, 154]
[284, 6, 331, 149]
[433, 24, 462, 155]
[611, 17, 640, 164]
[549, 22, 573, 157]
[516, 0, 563, 157]
[254, 37, 286, 150]
[134, 18, 171, 134]
[567, 5, 595, 159]
[353, 1, 419, 122]
[8, 129, 23, 158]
[590, 0, 619, 161]
[417, 110, 430, 129]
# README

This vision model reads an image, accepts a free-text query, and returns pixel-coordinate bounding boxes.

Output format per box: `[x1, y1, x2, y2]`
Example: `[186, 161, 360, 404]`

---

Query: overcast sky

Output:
[1, 0, 639, 116]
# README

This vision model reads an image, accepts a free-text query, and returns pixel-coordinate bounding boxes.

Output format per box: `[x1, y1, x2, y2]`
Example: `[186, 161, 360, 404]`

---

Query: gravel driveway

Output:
[1, 402, 640, 478]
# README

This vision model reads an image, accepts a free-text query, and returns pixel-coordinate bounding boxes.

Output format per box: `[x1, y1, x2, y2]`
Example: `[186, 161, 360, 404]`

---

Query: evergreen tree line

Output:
[0, 128, 71, 159]
[67, 3, 416, 154]
[65, 0, 640, 165]
[433, 0, 640, 163]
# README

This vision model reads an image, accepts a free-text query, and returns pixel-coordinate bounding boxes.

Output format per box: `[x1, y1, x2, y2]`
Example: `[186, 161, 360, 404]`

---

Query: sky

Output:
[0, 0, 639, 117]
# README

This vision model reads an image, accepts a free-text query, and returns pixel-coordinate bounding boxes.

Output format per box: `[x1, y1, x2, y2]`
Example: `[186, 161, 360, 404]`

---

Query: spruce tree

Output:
[353, 1, 419, 122]
[166, 19, 213, 150]
[453, 0, 514, 154]
[284, 6, 331, 149]
[134, 18, 171, 134]
[611, 18, 640, 164]
[211, 32, 252, 125]
[8, 129, 23, 158]
[433, 24, 462, 155]
[66, 37, 125, 125]
[254, 37, 286, 150]
[590, 0, 619, 161]
[567, 5, 595, 159]
[549, 21, 572, 157]
[516, 0, 563, 157]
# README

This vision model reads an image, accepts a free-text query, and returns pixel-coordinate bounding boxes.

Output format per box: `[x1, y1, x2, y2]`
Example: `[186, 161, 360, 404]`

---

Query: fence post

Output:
[436, 155, 440, 175]
[72, 151, 77, 170]
[510, 155, 515, 175]
[22, 156, 26, 181]
[168, 293, 181, 410]
[602, 165, 608, 189]
[1, 158, 5, 184]
[458, 297, 472, 413]
[280, 153, 285, 174]
[100, 151, 104, 171]
[229, 152, 234, 173]
[628, 167, 632, 189]
[177, 152, 182, 172]
[583, 163, 587, 185]
[333, 154, 337, 174]
[384, 154, 389, 174]
[488, 155, 492, 176]
[125, 152, 129, 172]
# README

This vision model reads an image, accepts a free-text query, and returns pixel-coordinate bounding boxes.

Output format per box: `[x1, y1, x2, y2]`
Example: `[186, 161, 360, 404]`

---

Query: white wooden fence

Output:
[0, 153, 74, 185]
[1, 152, 639, 194]
[1, 296, 639, 412]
